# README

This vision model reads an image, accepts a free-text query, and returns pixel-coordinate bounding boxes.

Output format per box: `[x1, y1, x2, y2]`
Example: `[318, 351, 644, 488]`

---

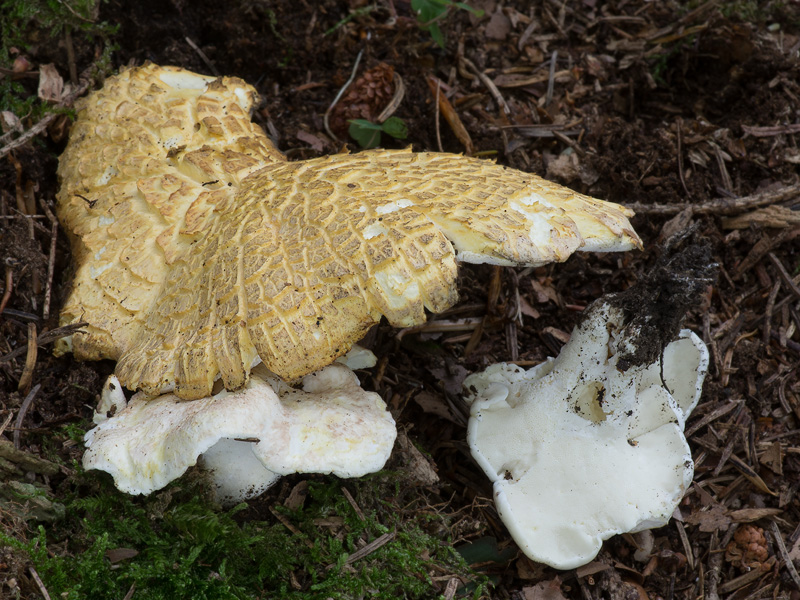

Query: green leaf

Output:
[454, 1, 483, 16]
[348, 119, 384, 131]
[411, 0, 448, 23]
[429, 22, 445, 48]
[348, 120, 382, 149]
[381, 116, 408, 140]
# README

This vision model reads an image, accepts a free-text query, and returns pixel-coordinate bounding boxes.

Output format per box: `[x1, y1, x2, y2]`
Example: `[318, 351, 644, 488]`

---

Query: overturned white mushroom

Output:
[85, 363, 396, 504]
[463, 300, 708, 570]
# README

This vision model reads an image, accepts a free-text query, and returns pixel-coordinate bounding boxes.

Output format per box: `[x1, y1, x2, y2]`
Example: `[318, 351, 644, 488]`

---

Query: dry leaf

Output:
[428, 364, 470, 396]
[576, 561, 611, 577]
[546, 152, 599, 186]
[485, 8, 512, 40]
[414, 390, 458, 423]
[759, 441, 783, 475]
[684, 504, 732, 532]
[427, 77, 473, 155]
[284, 480, 309, 510]
[105, 548, 139, 563]
[518, 295, 540, 319]
[522, 577, 568, 600]
[296, 130, 325, 152]
[658, 207, 694, 244]
[1, 111, 23, 134]
[37, 63, 64, 103]
[516, 555, 547, 580]
[728, 507, 782, 522]
[530, 279, 559, 305]
[395, 429, 439, 486]
[788, 536, 800, 563]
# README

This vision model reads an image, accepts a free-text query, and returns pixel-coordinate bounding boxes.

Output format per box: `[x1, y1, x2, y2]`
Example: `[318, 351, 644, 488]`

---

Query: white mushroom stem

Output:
[84, 363, 396, 504]
[463, 300, 709, 570]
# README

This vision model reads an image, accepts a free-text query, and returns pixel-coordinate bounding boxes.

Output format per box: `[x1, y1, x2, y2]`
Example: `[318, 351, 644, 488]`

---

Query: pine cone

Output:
[725, 525, 769, 571]
[329, 63, 395, 140]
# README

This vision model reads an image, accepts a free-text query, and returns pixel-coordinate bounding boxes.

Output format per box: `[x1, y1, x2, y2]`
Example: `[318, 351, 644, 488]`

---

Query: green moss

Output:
[0, 0, 117, 122]
[3, 466, 489, 599]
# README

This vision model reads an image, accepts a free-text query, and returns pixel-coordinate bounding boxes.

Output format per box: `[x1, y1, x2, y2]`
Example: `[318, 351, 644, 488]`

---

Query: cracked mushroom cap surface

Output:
[57, 64, 642, 399]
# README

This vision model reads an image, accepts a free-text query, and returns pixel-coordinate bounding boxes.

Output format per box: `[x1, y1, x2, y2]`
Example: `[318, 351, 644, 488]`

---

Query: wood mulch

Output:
[2, 0, 800, 597]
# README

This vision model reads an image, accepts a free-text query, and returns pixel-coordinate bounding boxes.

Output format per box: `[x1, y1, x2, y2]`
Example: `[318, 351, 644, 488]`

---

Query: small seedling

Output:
[348, 116, 408, 149]
[411, 0, 484, 48]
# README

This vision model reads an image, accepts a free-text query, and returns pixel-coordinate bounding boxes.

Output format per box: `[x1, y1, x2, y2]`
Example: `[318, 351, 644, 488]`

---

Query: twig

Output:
[29, 566, 52, 600]
[0, 65, 94, 159]
[552, 129, 585, 157]
[623, 183, 800, 216]
[434, 79, 443, 153]
[341, 486, 366, 522]
[0, 267, 12, 318]
[768, 252, 800, 301]
[376, 73, 405, 123]
[395, 318, 482, 341]
[13, 383, 41, 449]
[443, 577, 460, 600]
[706, 528, 737, 600]
[323, 49, 364, 142]
[42, 220, 58, 320]
[686, 399, 743, 438]
[771, 330, 800, 353]
[675, 521, 694, 570]
[770, 522, 800, 590]
[743, 123, 800, 137]
[122, 582, 136, 600]
[734, 227, 800, 279]
[185, 37, 219, 76]
[0, 439, 60, 474]
[0, 410, 14, 437]
[764, 280, 780, 346]
[56, 0, 95, 23]
[269, 506, 314, 548]
[718, 567, 766, 594]
[0, 322, 88, 363]
[17, 322, 37, 393]
[343, 531, 395, 565]
[545, 50, 557, 106]
[461, 57, 510, 115]
[64, 27, 78, 85]
[713, 143, 732, 194]
[676, 117, 691, 198]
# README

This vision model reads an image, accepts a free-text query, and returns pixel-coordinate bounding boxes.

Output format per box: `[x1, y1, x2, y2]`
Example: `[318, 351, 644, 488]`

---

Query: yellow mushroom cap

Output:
[57, 63, 642, 400]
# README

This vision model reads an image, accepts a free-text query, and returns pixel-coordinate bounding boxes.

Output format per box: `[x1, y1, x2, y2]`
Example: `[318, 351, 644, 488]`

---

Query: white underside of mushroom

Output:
[464, 301, 708, 570]
[84, 363, 396, 505]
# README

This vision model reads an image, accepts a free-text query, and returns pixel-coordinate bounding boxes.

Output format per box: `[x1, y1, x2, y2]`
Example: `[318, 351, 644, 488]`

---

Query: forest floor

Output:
[2, 0, 800, 598]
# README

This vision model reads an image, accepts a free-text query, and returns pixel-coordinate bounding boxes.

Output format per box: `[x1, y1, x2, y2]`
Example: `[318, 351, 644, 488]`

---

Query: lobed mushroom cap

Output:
[464, 300, 708, 570]
[84, 363, 396, 503]
[57, 64, 642, 399]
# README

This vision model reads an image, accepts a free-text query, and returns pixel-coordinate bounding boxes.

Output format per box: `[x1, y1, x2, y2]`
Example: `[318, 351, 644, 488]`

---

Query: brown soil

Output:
[3, 0, 800, 598]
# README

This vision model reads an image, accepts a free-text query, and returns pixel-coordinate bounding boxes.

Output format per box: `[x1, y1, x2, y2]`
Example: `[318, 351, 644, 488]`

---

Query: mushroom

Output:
[56, 63, 642, 401]
[85, 363, 396, 505]
[463, 299, 709, 570]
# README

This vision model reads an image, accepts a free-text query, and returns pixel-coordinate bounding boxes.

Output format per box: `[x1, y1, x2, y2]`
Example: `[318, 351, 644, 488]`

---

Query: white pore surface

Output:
[464, 301, 708, 570]
[84, 364, 396, 503]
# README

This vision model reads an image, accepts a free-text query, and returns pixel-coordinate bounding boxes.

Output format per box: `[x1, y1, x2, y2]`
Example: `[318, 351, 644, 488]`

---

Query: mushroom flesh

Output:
[464, 299, 709, 569]
[85, 363, 396, 505]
